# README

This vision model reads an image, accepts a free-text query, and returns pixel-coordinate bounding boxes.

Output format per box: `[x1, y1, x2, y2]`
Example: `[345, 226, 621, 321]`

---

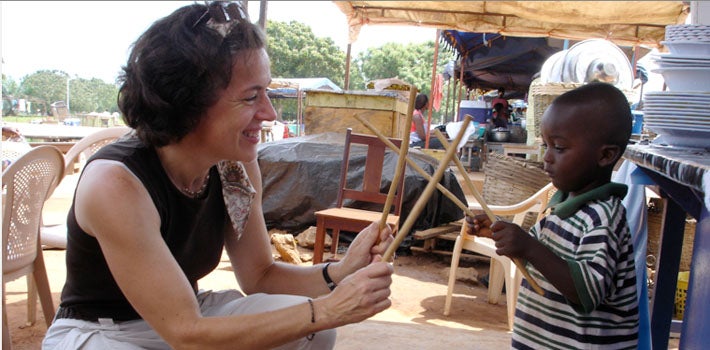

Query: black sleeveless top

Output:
[58, 136, 227, 321]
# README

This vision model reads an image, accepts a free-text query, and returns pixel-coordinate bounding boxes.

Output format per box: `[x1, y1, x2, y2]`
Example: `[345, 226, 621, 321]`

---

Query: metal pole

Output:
[344, 43, 352, 90]
[425, 29, 441, 149]
[66, 77, 71, 115]
[258, 0, 267, 30]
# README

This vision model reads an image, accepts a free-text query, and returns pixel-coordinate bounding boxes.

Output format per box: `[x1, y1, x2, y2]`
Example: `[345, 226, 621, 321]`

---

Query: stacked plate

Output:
[643, 91, 710, 148]
[641, 25, 710, 149]
[654, 25, 710, 91]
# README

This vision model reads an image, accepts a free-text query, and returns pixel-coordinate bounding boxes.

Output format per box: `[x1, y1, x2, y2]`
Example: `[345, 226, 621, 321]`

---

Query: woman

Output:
[43, 3, 394, 349]
[410, 93, 443, 149]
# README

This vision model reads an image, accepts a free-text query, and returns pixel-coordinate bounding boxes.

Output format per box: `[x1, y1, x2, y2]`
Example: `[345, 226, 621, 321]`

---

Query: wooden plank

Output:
[413, 223, 461, 240]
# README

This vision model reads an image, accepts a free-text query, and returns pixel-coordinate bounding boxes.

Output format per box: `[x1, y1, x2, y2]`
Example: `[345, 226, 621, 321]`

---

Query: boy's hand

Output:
[464, 214, 493, 238]
[489, 221, 533, 260]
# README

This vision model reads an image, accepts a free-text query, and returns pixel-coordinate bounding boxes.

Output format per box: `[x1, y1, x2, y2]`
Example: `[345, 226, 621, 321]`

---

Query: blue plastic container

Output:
[459, 100, 491, 123]
[631, 111, 644, 135]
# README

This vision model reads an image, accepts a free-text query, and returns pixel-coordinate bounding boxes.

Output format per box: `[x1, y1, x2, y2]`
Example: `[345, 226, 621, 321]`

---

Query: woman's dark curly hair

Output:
[414, 93, 428, 110]
[117, 2, 266, 147]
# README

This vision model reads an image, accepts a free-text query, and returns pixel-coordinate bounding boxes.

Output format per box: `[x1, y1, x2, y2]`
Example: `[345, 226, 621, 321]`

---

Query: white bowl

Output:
[652, 67, 710, 91]
[661, 41, 710, 57]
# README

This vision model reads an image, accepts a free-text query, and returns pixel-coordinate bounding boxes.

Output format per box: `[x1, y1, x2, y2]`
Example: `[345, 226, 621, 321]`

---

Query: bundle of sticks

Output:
[355, 112, 544, 296]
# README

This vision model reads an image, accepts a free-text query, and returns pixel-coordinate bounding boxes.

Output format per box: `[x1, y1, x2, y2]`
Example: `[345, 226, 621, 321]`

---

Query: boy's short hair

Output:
[553, 82, 632, 150]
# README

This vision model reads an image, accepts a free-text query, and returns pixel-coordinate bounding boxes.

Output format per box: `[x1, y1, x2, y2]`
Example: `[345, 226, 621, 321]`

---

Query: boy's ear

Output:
[598, 144, 622, 168]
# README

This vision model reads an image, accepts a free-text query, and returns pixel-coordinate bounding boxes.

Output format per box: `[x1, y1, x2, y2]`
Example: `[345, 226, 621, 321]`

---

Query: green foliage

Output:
[356, 41, 454, 96]
[13, 70, 118, 116]
[266, 20, 345, 87]
[18, 70, 68, 114]
[69, 78, 119, 113]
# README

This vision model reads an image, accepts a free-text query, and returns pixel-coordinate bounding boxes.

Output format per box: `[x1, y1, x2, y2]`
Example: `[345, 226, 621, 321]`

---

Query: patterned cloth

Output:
[218, 160, 256, 240]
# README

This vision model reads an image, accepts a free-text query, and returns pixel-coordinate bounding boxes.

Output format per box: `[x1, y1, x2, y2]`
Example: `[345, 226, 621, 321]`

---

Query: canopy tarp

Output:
[440, 31, 563, 97]
[268, 78, 343, 98]
[334, 1, 689, 48]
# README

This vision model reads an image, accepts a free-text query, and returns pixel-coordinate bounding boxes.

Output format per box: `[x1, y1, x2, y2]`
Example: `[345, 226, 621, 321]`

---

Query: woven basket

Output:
[647, 198, 696, 272]
[527, 81, 584, 141]
[527, 81, 638, 142]
[482, 153, 551, 230]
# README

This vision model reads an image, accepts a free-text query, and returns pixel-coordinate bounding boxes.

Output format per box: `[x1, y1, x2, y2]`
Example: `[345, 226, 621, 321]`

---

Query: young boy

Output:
[469, 82, 639, 348]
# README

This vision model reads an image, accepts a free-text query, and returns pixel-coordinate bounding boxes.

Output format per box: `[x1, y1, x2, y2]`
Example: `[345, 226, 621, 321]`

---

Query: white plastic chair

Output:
[3, 146, 65, 349]
[41, 126, 132, 249]
[444, 182, 556, 330]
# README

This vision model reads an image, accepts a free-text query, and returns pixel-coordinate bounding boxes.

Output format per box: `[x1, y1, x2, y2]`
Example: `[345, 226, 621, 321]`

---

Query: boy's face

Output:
[540, 104, 605, 196]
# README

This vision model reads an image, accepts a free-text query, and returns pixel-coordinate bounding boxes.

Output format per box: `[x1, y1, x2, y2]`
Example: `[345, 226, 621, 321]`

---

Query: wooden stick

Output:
[355, 115, 474, 218]
[433, 129, 545, 296]
[381, 116, 472, 262]
[379, 88, 416, 232]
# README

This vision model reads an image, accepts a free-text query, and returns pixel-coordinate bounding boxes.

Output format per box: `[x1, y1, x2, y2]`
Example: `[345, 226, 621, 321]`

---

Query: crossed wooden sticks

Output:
[355, 114, 544, 296]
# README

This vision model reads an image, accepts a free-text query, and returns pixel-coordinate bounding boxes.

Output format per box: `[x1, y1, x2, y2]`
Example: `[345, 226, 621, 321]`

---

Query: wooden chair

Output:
[443, 153, 553, 330]
[41, 126, 132, 249]
[3, 146, 65, 349]
[312, 129, 405, 264]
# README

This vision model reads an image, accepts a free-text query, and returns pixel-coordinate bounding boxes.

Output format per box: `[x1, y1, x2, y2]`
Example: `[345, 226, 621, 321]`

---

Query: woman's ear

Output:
[598, 144, 622, 168]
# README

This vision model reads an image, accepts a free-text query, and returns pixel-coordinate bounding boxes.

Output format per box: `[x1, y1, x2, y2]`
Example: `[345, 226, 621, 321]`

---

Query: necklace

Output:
[180, 173, 210, 198]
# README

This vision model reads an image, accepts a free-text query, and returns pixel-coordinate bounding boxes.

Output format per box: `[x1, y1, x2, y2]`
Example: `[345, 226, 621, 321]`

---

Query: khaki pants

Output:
[42, 290, 336, 349]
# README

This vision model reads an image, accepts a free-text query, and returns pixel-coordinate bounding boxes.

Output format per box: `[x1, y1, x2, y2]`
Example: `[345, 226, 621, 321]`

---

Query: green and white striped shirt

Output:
[513, 183, 639, 349]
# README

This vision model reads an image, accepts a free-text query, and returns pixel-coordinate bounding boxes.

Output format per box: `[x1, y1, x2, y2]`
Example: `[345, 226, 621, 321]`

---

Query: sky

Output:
[1, 1, 436, 84]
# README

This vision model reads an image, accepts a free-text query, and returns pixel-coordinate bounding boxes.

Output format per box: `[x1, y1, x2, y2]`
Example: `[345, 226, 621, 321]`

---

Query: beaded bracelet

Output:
[307, 299, 315, 341]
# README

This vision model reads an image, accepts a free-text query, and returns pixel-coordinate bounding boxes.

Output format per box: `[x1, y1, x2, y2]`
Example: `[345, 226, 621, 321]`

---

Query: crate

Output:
[304, 90, 411, 138]
[675, 271, 689, 319]
[646, 198, 696, 272]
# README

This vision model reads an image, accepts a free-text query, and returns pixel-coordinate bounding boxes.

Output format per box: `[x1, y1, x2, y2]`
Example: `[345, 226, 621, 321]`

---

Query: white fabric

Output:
[444, 121, 477, 151]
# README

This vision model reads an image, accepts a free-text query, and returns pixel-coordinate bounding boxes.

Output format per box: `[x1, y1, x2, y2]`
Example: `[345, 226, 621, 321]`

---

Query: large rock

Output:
[271, 233, 302, 264]
[294, 226, 331, 249]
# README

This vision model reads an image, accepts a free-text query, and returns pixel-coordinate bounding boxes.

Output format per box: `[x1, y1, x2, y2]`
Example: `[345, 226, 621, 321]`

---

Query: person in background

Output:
[42, 2, 394, 349]
[491, 87, 509, 123]
[490, 102, 508, 129]
[468, 82, 639, 348]
[410, 93, 443, 149]
[511, 106, 524, 123]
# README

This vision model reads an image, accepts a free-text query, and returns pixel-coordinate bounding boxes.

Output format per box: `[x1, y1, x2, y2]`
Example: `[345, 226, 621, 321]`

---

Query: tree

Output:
[356, 41, 454, 97]
[355, 41, 456, 122]
[266, 20, 345, 86]
[2, 75, 19, 115]
[18, 70, 68, 115]
[16, 71, 119, 116]
[69, 78, 119, 113]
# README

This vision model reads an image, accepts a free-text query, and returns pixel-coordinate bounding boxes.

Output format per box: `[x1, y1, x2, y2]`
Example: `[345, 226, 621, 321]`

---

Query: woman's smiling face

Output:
[193, 48, 276, 162]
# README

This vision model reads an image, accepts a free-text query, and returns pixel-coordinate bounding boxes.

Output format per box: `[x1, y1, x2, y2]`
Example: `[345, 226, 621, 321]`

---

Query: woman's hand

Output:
[317, 259, 393, 327]
[339, 221, 393, 272]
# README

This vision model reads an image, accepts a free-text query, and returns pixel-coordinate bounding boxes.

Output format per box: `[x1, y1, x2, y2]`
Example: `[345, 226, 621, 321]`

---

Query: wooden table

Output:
[623, 143, 709, 350]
